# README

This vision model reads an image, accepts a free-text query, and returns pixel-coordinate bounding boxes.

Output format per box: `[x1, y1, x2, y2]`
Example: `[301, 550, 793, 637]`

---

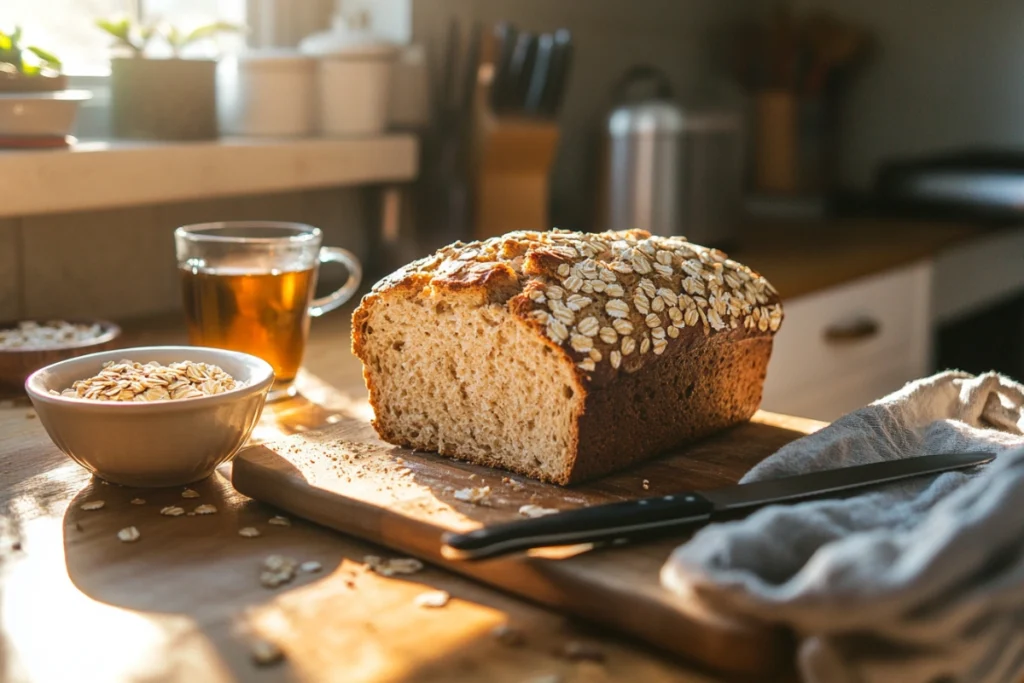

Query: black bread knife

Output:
[440, 451, 995, 561]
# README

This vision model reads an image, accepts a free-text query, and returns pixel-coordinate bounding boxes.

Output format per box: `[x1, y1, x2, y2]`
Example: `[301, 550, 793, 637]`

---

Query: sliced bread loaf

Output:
[352, 229, 782, 485]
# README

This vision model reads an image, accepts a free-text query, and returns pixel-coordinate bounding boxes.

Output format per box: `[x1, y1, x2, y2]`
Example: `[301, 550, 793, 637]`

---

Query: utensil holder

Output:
[752, 90, 834, 195]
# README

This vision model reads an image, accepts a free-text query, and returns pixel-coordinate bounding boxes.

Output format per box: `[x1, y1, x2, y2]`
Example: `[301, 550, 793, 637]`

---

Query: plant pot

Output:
[110, 57, 218, 140]
[0, 90, 92, 139]
[0, 72, 68, 93]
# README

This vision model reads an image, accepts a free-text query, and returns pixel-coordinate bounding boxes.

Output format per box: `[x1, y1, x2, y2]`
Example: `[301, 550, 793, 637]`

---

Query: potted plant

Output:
[0, 27, 91, 146]
[0, 26, 65, 92]
[97, 16, 241, 140]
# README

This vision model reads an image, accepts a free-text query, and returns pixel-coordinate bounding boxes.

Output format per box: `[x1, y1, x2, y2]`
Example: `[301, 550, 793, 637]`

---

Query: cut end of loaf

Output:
[353, 291, 585, 484]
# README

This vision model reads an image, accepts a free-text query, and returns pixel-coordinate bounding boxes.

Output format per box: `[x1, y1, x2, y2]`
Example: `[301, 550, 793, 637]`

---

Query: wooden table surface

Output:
[0, 312, 809, 683]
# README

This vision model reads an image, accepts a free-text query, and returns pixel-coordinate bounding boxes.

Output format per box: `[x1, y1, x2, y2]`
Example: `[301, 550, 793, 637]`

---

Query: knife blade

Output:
[524, 32, 555, 116]
[540, 29, 572, 117]
[506, 31, 537, 114]
[489, 22, 517, 114]
[440, 451, 995, 561]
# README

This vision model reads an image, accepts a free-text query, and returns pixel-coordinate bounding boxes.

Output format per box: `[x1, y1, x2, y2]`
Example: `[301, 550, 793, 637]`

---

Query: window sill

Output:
[0, 134, 419, 219]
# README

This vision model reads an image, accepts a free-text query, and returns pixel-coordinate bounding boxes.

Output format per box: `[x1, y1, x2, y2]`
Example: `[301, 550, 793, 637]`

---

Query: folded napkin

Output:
[661, 371, 1024, 683]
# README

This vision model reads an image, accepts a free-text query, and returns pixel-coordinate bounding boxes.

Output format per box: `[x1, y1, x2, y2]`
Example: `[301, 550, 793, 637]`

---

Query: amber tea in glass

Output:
[174, 222, 361, 400]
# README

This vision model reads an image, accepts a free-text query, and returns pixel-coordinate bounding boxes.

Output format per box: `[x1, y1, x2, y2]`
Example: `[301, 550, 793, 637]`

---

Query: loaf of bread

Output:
[352, 229, 782, 485]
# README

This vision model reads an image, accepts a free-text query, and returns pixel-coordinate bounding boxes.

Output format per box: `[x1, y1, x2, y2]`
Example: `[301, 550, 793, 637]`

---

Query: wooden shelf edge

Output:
[0, 134, 420, 219]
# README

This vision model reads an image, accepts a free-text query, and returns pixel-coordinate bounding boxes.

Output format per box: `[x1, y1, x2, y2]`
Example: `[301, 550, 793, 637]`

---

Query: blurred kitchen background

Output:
[3, 0, 1024, 420]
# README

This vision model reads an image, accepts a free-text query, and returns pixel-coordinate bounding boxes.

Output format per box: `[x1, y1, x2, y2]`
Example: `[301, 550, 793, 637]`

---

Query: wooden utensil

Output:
[805, 23, 865, 95]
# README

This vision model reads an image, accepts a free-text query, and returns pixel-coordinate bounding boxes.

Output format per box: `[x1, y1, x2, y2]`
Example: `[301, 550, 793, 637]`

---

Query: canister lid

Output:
[299, 12, 399, 59]
[608, 101, 685, 137]
[233, 49, 315, 69]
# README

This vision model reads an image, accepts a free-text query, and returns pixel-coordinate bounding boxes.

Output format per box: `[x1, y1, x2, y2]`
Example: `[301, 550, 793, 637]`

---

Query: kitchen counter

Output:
[731, 218, 988, 300]
[0, 312, 813, 683]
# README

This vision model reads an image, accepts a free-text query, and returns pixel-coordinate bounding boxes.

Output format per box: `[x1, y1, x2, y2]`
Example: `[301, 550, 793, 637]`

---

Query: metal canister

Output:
[602, 65, 743, 248]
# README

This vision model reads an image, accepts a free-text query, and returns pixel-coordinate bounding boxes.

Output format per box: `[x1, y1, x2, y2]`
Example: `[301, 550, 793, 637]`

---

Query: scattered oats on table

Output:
[642, 479, 650, 490]
[238, 527, 261, 538]
[117, 526, 141, 543]
[492, 624, 525, 647]
[57, 359, 239, 402]
[414, 590, 450, 608]
[0, 320, 104, 349]
[300, 560, 322, 573]
[130, 498, 146, 505]
[249, 639, 284, 666]
[260, 555, 298, 588]
[160, 505, 185, 517]
[181, 488, 200, 498]
[519, 504, 559, 518]
[364, 555, 422, 576]
[268, 515, 291, 526]
[453, 486, 491, 505]
[194, 504, 217, 515]
[80, 500, 105, 511]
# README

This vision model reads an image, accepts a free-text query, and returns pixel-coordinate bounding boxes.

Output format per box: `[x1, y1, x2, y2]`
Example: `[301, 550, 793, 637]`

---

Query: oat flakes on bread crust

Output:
[352, 229, 781, 485]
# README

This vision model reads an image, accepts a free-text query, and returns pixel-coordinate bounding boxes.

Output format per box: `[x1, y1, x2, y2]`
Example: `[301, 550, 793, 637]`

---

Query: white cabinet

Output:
[761, 261, 933, 421]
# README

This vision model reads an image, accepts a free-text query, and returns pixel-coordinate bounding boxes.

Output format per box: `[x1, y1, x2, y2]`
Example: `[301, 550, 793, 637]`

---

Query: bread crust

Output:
[352, 229, 781, 485]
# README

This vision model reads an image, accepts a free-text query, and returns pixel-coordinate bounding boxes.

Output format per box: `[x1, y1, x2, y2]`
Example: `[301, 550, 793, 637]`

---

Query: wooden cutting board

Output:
[232, 410, 824, 676]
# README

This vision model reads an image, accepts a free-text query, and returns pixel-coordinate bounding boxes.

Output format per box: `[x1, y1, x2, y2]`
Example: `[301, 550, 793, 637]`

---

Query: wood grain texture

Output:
[0, 313, 808, 683]
[232, 410, 825, 676]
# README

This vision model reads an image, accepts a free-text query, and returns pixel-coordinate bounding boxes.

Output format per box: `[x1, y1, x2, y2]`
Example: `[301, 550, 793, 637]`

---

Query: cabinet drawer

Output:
[762, 261, 932, 418]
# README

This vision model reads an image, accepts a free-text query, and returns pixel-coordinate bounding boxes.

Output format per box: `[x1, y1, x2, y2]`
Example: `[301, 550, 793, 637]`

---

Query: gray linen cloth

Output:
[661, 371, 1024, 683]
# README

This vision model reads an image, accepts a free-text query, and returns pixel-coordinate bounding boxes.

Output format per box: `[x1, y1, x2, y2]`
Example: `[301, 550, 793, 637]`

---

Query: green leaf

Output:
[182, 21, 244, 48]
[11, 26, 22, 46]
[0, 31, 12, 52]
[26, 46, 61, 69]
[96, 17, 131, 42]
[163, 24, 183, 50]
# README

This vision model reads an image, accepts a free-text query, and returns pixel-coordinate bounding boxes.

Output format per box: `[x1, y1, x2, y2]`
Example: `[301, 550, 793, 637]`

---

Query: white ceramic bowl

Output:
[0, 90, 92, 137]
[25, 346, 274, 487]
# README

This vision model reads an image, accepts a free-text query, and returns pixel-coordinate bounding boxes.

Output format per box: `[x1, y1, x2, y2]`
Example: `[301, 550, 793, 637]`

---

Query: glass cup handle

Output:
[309, 247, 363, 318]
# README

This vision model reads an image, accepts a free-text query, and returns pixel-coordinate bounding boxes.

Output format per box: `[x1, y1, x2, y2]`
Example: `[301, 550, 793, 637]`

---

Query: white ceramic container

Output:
[218, 50, 316, 137]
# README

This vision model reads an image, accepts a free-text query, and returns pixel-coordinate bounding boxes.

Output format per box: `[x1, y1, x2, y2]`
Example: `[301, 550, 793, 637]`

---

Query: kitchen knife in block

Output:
[541, 29, 573, 117]
[441, 451, 995, 560]
[489, 22, 517, 114]
[524, 33, 554, 116]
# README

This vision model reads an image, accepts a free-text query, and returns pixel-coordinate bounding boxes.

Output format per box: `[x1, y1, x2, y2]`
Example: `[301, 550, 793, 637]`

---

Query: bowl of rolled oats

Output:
[25, 346, 274, 487]
[0, 319, 121, 390]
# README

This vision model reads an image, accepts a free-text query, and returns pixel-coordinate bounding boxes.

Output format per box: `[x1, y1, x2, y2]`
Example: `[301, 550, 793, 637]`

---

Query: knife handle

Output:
[440, 492, 714, 561]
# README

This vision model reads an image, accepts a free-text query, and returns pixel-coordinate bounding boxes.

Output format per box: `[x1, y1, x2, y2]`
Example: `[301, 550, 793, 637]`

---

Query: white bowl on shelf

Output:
[0, 90, 92, 138]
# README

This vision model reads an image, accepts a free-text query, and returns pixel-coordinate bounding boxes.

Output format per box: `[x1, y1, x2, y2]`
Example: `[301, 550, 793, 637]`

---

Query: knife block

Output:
[471, 69, 560, 240]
